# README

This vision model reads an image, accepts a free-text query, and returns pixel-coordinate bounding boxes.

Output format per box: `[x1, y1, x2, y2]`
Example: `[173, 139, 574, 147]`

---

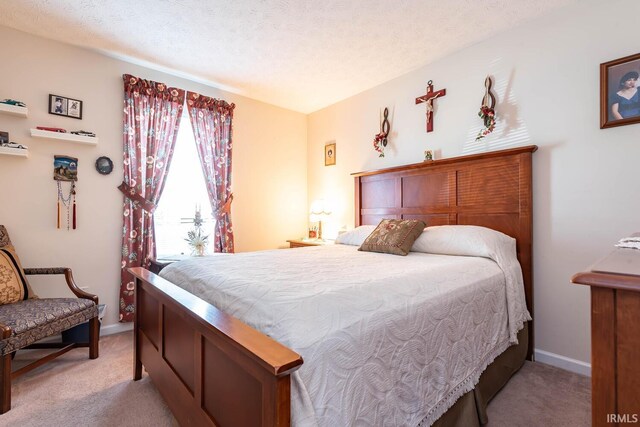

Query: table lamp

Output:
[310, 199, 332, 241]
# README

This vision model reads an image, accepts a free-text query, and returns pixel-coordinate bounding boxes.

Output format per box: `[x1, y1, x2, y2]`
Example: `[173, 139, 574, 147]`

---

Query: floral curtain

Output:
[119, 74, 185, 322]
[186, 92, 235, 253]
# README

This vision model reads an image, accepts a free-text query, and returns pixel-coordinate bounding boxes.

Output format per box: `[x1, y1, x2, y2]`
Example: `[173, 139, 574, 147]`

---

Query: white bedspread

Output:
[160, 245, 524, 426]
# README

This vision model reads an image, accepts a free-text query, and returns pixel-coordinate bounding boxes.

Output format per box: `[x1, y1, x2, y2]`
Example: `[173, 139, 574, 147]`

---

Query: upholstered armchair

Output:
[0, 226, 99, 413]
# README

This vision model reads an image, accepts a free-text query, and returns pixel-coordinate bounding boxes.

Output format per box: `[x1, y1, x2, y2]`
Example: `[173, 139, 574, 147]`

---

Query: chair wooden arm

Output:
[23, 268, 98, 304]
[23, 268, 67, 275]
[0, 324, 10, 339]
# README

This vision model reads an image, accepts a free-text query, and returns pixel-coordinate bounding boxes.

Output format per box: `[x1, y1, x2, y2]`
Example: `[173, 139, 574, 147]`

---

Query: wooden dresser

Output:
[572, 243, 640, 426]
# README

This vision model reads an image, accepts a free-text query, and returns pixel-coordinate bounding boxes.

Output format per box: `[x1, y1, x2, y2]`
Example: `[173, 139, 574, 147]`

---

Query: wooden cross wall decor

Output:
[415, 80, 447, 133]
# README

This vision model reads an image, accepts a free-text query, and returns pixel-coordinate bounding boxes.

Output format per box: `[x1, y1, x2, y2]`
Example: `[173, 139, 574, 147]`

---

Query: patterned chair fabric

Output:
[0, 298, 98, 355]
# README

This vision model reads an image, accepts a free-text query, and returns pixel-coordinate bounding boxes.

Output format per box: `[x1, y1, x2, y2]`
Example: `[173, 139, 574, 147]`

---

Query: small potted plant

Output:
[185, 207, 209, 256]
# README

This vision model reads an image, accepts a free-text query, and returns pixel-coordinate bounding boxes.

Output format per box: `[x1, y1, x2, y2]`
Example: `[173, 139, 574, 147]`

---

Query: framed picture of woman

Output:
[600, 52, 640, 129]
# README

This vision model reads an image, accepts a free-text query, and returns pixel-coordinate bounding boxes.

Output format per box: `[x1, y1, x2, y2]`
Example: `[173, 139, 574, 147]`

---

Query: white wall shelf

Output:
[30, 128, 98, 145]
[0, 146, 29, 158]
[0, 103, 28, 117]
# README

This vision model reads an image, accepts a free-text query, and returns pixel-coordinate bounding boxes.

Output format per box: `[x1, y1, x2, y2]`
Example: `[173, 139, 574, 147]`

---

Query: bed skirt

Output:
[432, 323, 529, 427]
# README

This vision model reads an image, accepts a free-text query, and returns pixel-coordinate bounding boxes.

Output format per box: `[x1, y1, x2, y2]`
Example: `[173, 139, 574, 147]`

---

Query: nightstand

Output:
[286, 239, 332, 248]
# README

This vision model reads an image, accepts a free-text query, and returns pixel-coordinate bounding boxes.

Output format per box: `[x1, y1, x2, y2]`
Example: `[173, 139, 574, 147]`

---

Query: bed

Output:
[129, 144, 537, 426]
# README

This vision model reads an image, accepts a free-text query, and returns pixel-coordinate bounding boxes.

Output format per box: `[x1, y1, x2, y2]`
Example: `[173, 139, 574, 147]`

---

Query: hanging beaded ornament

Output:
[56, 181, 76, 230]
[53, 155, 78, 230]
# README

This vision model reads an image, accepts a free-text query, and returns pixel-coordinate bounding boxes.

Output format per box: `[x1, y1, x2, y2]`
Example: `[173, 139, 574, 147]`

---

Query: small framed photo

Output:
[49, 94, 83, 120]
[424, 149, 434, 161]
[0, 131, 8, 146]
[67, 98, 82, 119]
[600, 53, 640, 129]
[325, 142, 336, 166]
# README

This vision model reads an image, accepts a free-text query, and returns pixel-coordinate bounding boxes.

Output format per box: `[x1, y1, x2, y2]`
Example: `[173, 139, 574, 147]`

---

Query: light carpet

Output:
[486, 359, 591, 426]
[2, 332, 590, 426]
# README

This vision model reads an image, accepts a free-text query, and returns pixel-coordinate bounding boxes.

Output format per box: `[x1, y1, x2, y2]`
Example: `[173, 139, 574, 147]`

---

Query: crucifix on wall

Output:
[415, 80, 447, 132]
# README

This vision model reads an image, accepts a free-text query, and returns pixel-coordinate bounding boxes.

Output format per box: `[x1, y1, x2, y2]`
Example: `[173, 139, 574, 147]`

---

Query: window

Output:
[154, 113, 215, 258]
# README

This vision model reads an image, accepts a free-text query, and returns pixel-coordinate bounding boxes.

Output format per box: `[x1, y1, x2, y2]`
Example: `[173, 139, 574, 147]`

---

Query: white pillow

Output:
[411, 225, 515, 258]
[335, 225, 377, 246]
[411, 225, 530, 344]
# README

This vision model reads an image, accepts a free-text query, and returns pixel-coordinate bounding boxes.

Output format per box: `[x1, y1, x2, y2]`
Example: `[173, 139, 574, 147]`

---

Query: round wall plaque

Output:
[95, 156, 113, 175]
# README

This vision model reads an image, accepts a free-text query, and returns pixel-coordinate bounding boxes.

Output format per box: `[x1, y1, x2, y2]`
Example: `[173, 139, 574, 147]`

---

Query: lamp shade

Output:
[310, 199, 332, 216]
[309, 199, 332, 241]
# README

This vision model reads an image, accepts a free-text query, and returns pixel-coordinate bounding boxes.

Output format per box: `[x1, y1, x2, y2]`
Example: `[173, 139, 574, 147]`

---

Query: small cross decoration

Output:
[415, 80, 447, 133]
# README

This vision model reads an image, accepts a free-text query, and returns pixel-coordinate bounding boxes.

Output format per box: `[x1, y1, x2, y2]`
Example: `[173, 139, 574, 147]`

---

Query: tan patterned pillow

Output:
[0, 247, 29, 304]
[359, 219, 426, 256]
[0, 225, 9, 248]
[0, 225, 36, 299]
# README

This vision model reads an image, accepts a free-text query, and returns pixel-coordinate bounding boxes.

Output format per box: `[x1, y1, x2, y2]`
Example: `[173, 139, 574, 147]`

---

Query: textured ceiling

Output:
[0, 0, 575, 113]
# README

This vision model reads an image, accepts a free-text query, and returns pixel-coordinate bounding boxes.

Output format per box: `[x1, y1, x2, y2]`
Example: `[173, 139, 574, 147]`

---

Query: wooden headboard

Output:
[352, 145, 537, 359]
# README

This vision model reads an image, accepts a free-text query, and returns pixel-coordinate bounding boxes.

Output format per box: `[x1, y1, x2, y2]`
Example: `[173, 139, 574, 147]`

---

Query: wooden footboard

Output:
[129, 267, 303, 427]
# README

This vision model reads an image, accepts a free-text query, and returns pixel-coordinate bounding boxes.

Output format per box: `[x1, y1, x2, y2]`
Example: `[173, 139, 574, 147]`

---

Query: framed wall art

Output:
[54, 155, 78, 181]
[324, 142, 336, 166]
[600, 52, 640, 129]
[49, 94, 83, 119]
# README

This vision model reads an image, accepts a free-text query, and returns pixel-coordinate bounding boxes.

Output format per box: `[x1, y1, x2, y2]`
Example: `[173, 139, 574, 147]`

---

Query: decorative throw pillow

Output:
[358, 219, 426, 256]
[0, 225, 9, 248]
[0, 247, 29, 304]
[0, 225, 36, 299]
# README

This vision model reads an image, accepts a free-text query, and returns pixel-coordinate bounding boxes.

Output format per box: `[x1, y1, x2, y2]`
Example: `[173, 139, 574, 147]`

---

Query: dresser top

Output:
[572, 235, 640, 292]
[591, 246, 640, 277]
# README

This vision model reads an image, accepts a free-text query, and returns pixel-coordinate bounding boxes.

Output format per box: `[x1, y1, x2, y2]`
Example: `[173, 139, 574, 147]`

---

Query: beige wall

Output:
[308, 0, 640, 366]
[0, 26, 307, 329]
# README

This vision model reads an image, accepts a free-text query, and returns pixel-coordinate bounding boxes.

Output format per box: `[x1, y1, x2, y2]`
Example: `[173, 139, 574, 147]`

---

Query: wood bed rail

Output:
[130, 267, 303, 426]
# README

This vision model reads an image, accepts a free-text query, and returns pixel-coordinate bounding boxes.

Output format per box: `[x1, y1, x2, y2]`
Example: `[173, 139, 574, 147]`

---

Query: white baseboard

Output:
[101, 322, 133, 336]
[534, 348, 591, 377]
